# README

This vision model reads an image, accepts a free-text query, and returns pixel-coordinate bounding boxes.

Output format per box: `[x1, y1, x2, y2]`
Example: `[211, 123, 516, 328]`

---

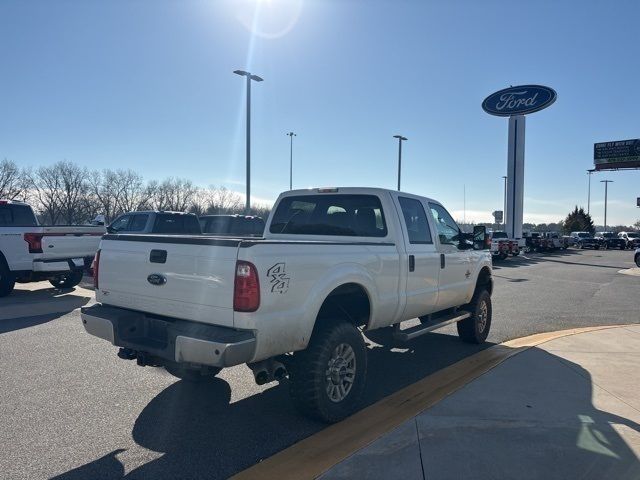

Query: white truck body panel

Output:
[87, 188, 492, 364]
[96, 237, 237, 327]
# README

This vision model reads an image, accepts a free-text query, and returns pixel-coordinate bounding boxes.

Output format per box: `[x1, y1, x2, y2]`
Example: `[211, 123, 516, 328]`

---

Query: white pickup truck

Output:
[82, 188, 493, 422]
[0, 200, 104, 297]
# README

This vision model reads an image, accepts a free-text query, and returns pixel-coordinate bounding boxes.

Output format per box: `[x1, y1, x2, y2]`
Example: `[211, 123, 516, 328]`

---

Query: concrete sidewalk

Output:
[320, 325, 640, 480]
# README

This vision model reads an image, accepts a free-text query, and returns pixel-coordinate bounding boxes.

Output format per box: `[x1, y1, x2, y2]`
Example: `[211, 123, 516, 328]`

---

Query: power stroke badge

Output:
[267, 263, 290, 294]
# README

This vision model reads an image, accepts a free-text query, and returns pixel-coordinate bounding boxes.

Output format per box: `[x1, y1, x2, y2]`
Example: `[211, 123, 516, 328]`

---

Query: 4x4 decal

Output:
[267, 263, 290, 294]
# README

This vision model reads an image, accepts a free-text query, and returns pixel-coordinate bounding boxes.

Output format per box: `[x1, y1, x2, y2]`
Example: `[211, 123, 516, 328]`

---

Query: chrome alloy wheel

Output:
[477, 299, 489, 333]
[325, 343, 356, 403]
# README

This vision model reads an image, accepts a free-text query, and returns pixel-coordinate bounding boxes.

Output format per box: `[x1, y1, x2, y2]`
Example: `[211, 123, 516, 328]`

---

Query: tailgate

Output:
[97, 235, 240, 328]
[41, 233, 102, 260]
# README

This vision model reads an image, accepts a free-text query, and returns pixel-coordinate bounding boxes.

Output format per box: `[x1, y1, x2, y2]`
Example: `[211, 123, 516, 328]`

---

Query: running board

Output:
[393, 311, 471, 342]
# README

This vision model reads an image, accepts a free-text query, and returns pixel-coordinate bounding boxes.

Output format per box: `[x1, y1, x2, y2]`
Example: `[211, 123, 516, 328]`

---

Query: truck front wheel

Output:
[457, 290, 492, 344]
[0, 261, 16, 297]
[289, 320, 367, 423]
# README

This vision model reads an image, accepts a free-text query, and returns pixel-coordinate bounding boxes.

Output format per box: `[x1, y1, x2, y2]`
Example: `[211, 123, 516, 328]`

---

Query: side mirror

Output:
[106, 225, 116, 234]
[473, 225, 488, 250]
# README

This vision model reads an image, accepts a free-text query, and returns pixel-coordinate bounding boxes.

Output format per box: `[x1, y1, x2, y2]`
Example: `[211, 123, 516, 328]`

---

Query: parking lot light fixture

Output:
[287, 132, 296, 190]
[600, 180, 613, 231]
[587, 169, 596, 215]
[393, 135, 408, 191]
[234, 70, 264, 213]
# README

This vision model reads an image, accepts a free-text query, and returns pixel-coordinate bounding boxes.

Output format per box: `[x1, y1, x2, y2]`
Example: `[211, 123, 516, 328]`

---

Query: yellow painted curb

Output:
[231, 324, 627, 480]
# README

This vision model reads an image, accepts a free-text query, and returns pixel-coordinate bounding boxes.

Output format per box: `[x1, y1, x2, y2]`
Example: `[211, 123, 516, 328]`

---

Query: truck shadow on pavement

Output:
[52, 336, 640, 480]
[0, 289, 90, 334]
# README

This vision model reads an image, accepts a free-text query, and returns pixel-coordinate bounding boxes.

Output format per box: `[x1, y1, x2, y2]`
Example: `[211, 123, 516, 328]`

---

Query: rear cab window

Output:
[270, 194, 387, 237]
[0, 204, 38, 226]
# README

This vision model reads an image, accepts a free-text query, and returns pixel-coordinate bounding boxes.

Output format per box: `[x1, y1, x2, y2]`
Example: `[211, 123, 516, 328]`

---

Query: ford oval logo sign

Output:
[482, 85, 556, 117]
[147, 273, 167, 286]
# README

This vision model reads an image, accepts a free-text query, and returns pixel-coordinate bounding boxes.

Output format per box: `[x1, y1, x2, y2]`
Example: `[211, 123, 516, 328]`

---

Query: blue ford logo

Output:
[147, 274, 167, 286]
[482, 85, 556, 116]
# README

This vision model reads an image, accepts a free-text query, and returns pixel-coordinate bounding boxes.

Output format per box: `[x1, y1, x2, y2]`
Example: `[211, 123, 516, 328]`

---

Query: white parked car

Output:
[0, 200, 104, 296]
[82, 188, 493, 422]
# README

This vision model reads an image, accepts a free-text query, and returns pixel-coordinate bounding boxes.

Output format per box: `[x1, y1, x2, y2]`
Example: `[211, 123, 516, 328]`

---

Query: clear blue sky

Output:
[1, 0, 639, 225]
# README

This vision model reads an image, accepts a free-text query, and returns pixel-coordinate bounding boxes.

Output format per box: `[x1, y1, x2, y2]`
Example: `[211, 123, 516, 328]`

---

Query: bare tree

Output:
[115, 170, 149, 214]
[0, 159, 28, 200]
[199, 186, 243, 214]
[30, 161, 91, 224]
[89, 169, 149, 221]
[29, 164, 63, 224]
[88, 169, 120, 222]
[149, 177, 199, 212]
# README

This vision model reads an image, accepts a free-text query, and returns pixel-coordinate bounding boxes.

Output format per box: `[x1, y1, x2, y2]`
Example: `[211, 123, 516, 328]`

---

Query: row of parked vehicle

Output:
[0, 199, 265, 297]
[568, 231, 640, 250]
[487, 229, 640, 261]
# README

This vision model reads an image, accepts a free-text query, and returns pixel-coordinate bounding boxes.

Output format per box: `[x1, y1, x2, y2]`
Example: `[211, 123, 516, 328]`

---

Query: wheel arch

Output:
[474, 266, 493, 297]
[313, 282, 372, 334]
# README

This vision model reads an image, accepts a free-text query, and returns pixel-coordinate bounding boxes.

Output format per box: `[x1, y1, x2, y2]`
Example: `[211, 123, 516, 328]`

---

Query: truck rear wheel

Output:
[0, 261, 16, 297]
[457, 290, 491, 344]
[289, 320, 367, 423]
[50, 269, 84, 289]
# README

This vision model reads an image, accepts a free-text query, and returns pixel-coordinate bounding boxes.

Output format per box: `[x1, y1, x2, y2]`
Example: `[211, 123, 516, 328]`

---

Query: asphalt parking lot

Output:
[1, 248, 638, 480]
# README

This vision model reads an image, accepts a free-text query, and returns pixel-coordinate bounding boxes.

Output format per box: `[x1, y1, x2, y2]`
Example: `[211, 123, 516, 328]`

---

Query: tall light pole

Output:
[234, 69, 263, 213]
[393, 135, 407, 191]
[600, 180, 613, 230]
[587, 169, 595, 215]
[287, 132, 296, 190]
[502, 175, 507, 224]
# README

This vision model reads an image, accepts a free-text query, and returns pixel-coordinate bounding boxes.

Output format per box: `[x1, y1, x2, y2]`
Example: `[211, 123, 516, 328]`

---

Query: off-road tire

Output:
[50, 269, 84, 289]
[635, 254, 640, 268]
[0, 260, 15, 297]
[165, 365, 221, 382]
[289, 320, 367, 423]
[457, 289, 492, 344]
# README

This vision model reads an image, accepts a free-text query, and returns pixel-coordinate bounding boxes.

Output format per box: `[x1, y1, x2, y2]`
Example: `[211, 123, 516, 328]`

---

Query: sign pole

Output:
[506, 115, 526, 239]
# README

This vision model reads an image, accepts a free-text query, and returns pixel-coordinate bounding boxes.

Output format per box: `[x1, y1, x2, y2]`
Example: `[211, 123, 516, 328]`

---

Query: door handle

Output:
[409, 255, 415, 272]
[440, 254, 445, 269]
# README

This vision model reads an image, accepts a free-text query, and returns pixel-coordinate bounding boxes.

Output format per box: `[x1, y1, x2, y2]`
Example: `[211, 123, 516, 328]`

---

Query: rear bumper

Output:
[80, 304, 256, 368]
[32, 257, 86, 273]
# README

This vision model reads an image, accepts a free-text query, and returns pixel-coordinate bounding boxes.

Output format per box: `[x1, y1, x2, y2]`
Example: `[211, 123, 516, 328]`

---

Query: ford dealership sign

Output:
[482, 85, 556, 116]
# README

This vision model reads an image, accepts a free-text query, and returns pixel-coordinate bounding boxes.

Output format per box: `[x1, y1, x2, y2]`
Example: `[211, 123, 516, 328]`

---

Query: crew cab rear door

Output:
[392, 194, 440, 319]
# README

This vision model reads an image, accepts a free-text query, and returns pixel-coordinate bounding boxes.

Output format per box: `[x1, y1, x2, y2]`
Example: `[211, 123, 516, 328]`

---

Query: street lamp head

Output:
[393, 135, 407, 141]
[287, 132, 296, 137]
[233, 70, 249, 77]
[250, 74, 264, 82]
[600, 180, 613, 183]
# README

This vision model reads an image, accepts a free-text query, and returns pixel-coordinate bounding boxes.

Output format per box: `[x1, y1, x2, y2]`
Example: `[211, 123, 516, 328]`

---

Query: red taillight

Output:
[93, 250, 101, 289]
[24, 233, 43, 253]
[233, 261, 260, 312]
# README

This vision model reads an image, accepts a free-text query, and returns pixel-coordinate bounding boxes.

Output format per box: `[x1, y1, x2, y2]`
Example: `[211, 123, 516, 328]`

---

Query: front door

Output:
[428, 202, 473, 310]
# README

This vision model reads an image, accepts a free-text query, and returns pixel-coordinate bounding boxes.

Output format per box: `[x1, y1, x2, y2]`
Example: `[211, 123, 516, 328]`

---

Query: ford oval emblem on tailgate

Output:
[147, 274, 167, 286]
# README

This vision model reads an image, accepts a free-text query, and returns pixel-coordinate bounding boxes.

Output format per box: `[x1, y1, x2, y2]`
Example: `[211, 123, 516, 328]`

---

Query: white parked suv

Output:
[0, 200, 104, 297]
[81, 188, 493, 422]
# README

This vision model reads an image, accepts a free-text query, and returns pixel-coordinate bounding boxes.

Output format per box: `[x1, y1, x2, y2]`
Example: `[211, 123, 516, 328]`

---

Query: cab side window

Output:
[398, 197, 432, 244]
[428, 203, 459, 245]
[109, 215, 131, 232]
